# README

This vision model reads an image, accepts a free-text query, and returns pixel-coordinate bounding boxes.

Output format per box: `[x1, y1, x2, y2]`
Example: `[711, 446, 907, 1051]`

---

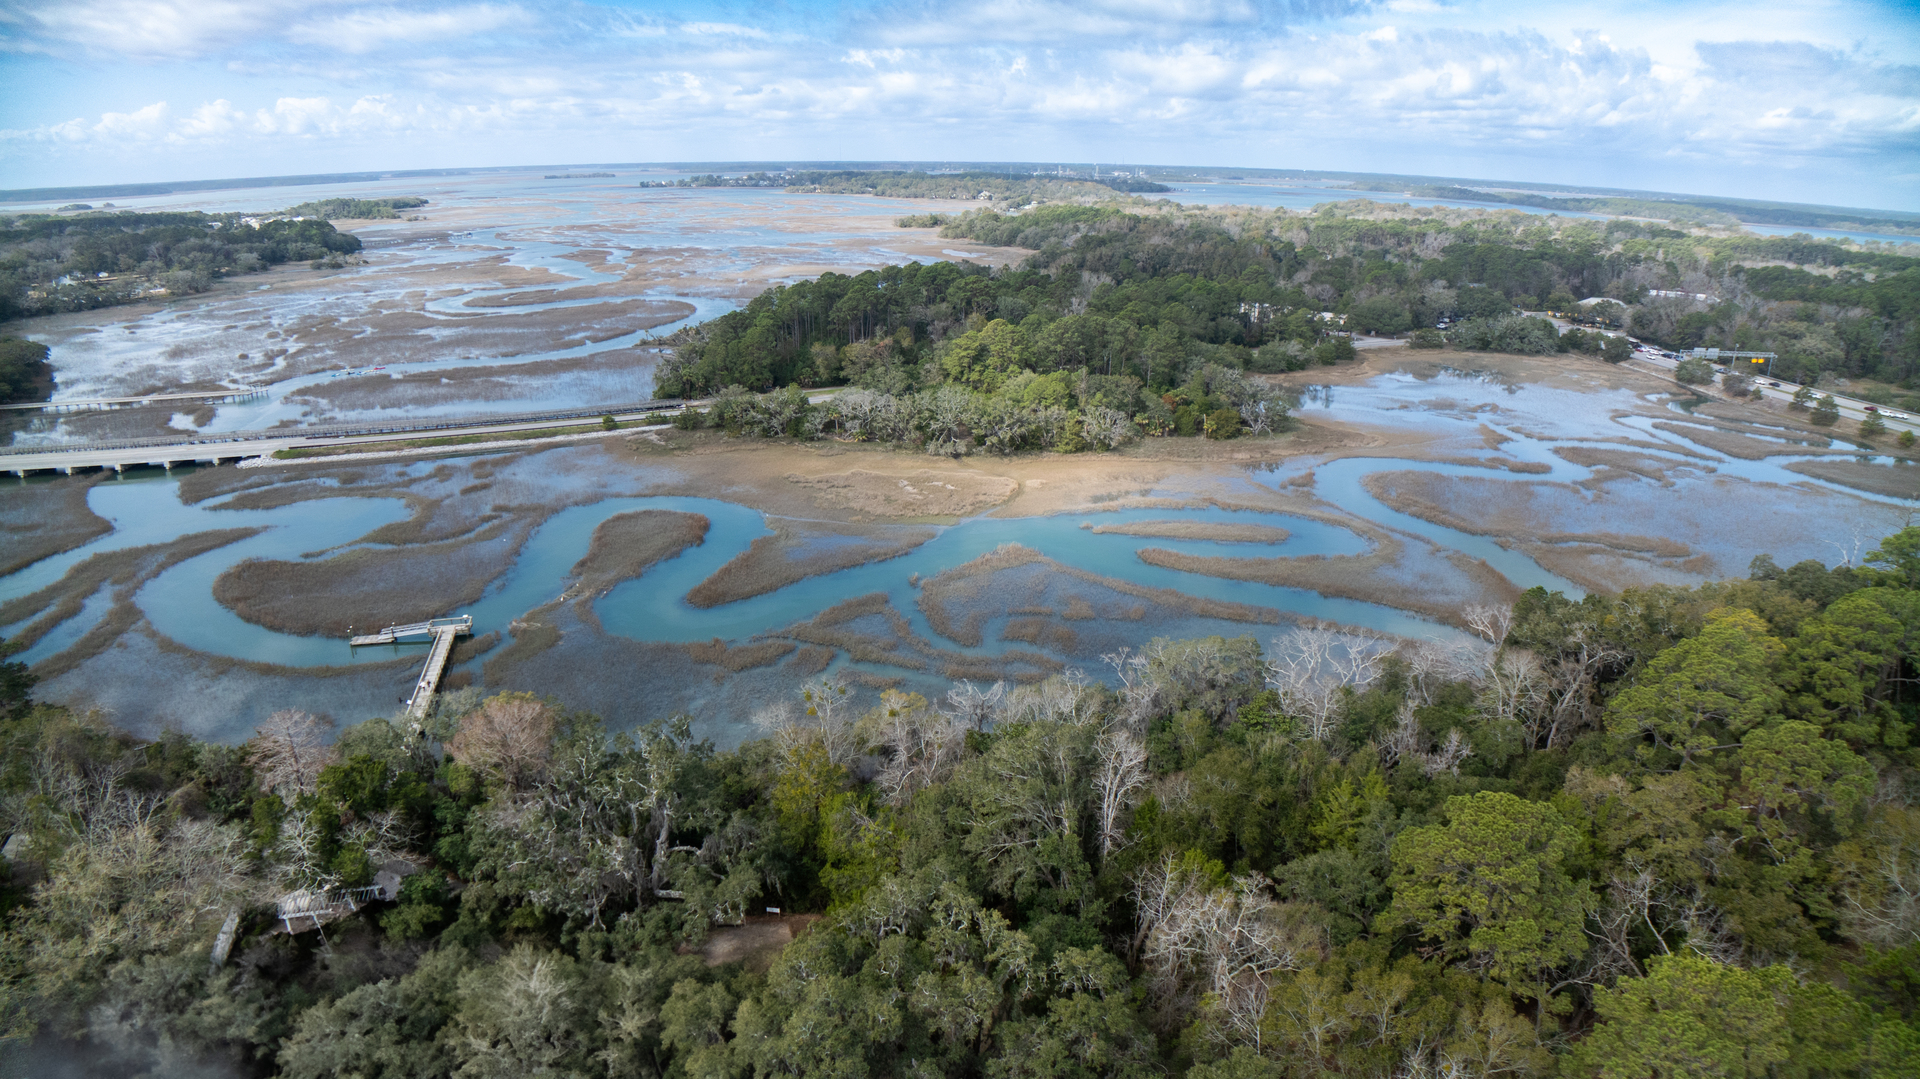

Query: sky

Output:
[1, 0, 1916, 210]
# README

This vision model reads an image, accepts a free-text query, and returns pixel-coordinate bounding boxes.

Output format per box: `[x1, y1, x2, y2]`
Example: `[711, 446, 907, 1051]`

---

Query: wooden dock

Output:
[348, 616, 473, 720]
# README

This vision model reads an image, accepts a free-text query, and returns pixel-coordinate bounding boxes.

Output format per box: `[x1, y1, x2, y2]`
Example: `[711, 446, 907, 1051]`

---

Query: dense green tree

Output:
[1379, 792, 1589, 991]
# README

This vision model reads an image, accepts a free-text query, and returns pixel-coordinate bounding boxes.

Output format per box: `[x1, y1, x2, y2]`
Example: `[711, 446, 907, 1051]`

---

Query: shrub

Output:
[1674, 358, 1714, 385]
[1203, 407, 1242, 440]
[1408, 328, 1444, 349]
[1810, 395, 1840, 426]
[1314, 337, 1357, 365]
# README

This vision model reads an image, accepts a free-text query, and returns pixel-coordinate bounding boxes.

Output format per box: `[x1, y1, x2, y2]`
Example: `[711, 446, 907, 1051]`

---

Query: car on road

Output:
[1866, 405, 1880, 413]
[1767, 381, 1781, 387]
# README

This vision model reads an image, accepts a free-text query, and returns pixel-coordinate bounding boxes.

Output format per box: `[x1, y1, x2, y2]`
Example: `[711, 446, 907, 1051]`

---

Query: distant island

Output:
[545, 172, 617, 179]
[640, 169, 1170, 200]
[0, 198, 428, 321]
[1346, 181, 1920, 236]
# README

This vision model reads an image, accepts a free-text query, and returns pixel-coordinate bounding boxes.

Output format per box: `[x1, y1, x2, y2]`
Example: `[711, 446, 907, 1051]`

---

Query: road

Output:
[1622, 347, 1915, 434]
[1, 402, 695, 476]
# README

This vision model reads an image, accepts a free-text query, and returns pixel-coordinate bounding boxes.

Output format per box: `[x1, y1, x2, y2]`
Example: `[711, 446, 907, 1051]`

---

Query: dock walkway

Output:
[349, 616, 473, 720]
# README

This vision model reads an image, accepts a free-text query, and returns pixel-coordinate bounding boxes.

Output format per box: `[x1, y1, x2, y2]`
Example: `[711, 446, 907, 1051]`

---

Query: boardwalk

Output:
[349, 616, 473, 720]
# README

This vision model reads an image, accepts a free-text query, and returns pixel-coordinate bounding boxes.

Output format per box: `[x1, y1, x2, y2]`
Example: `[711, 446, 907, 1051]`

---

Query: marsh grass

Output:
[484, 616, 561, 684]
[1784, 457, 1920, 499]
[1084, 519, 1292, 544]
[686, 522, 935, 609]
[683, 638, 797, 672]
[3, 529, 265, 679]
[1001, 617, 1079, 651]
[919, 544, 1274, 651]
[1133, 526, 1520, 629]
[448, 631, 501, 666]
[213, 517, 529, 637]
[0, 474, 112, 577]
[1550, 446, 1706, 486]
[568, 510, 709, 628]
[785, 645, 835, 676]
[1649, 421, 1832, 460]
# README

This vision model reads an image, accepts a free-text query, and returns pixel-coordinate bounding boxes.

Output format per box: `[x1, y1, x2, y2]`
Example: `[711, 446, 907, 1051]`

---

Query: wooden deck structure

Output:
[349, 615, 473, 720]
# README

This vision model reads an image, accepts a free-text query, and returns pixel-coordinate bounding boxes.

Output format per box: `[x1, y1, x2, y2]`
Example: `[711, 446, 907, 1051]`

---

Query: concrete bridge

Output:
[1, 399, 686, 477]
[0, 388, 269, 412]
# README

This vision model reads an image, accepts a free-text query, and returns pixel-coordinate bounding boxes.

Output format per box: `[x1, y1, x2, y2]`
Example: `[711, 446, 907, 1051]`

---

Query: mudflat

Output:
[7, 346, 1905, 742]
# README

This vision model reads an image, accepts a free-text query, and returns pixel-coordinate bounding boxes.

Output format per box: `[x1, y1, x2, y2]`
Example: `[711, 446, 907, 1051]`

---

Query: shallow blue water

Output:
[2, 469, 1447, 671]
[9, 367, 1901, 675]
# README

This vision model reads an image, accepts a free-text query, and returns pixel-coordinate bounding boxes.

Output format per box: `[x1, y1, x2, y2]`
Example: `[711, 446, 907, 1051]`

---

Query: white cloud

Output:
[286, 4, 532, 54]
[92, 100, 170, 138]
[2, 0, 1916, 206]
[15, 0, 315, 57]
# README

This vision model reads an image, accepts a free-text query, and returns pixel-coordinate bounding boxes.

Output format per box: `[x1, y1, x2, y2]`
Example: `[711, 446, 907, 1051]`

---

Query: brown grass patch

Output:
[786, 468, 1017, 519]
[1085, 519, 1291, 544]
[684, 638, 797, 672]
[484, 617, 561, 684]
[841, 668, 906, 690]
[786, 645, 835, 676]
[1062, 597, 1096, 620]
[918, 545, 1049, 646]
[1552, 446, 1709, 485]
[1364, 471, 1538, 538]
[0, 475, 114, 578]
[213, 517, 527, 638]
[1518, 543, 1717, 594]
[568, 510, 708, 626]
[1002, 617, 1079, 652]
[1135, 537, 1521, 629]
[917, 543, 1278, 649]
[696, 914, 820, 971]
[942, 649, 1064, 683]
[448, 630, 501, 665]
[686, 521, 934, 609]
[810, 592, 894, 626]
[1784, 457, 1920, 500]
[1650, 421, 1829, 460]
[4, 529, 264, 680]
[1536, 532, 1692, 558]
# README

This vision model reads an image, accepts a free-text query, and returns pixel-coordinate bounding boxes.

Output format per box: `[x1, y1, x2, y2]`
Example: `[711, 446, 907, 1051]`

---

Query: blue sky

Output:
[2, 0, 1916, 209]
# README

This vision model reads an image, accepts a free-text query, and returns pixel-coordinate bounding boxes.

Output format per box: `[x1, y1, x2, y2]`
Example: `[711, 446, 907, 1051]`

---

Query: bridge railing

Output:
[0, 400, 687, 456]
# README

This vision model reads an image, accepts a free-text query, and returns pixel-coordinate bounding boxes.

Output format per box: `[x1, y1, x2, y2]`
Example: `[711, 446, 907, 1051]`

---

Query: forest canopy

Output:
[657, 200, 1920, 415]
[4, 526, 1920, 1077]
[0, 210, 368, 322]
